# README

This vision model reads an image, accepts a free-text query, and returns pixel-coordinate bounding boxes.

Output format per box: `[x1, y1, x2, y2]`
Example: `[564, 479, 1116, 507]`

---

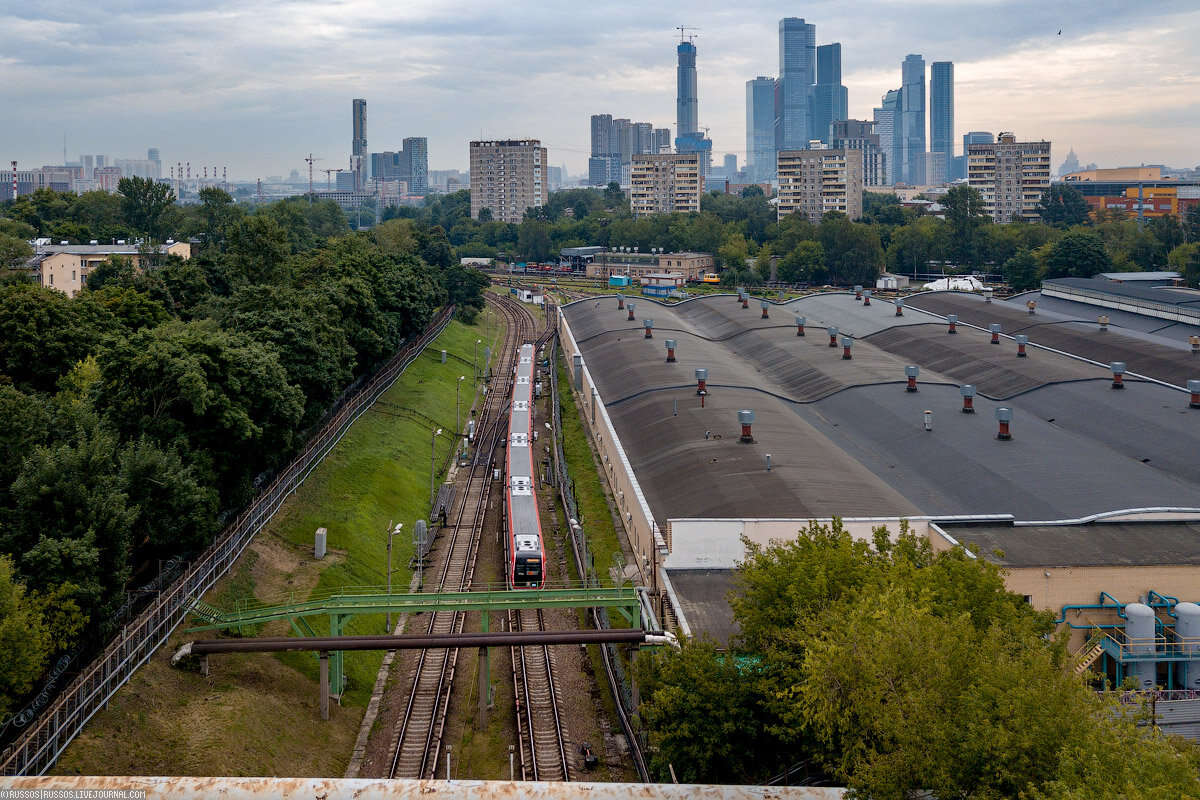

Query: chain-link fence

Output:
[0, 307, 455, 776]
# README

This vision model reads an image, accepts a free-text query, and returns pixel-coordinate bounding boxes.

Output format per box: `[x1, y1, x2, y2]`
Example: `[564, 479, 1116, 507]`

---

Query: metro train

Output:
[504, 343, 545, 588]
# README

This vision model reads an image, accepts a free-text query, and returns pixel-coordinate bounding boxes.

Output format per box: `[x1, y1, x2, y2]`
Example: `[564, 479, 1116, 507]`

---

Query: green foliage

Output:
[886, 216, 949, 276]
[1043, 229, 1113, 279]
[197, 187, 243, 250]
[942, 184, 990, 268]
[1002, 248, 1042, 291]
[0, 233, 33, 268]
[1037, 184, 1091, 228]
[0, 555, 52, 718]
[0, 284, 115, 392]
[820, 214, 884, 285]
[777, 240, 824, 283]
[117, 176, 176, 239]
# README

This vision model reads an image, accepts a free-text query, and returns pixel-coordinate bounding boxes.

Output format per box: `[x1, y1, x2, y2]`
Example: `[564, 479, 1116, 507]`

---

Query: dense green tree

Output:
[0, 284, 114, 391]
[119, 437, 217, 556]
[602, 182, 626, 209]
[418, 225, 454, 268]
[0, 233, 33, 268]
[443, 264, 489, 321]
[1037, 184, 1091, 228]
[117, 176, 176, 239]
[886, 216, 949, 276]
[776, 240, 824, 283]
[197, 187, 243, 250]
[47, 221, 91, 245]
[942, 184, 990, 269]
[1043, 228, 1113, 279]
[1185, 204, 1200, 244]
[516, 218, 552, 262]
[226, 214, 293, 285]
[0, 556, 53, 718]
[820, 213, 884, 285]
[1002, 248, 1042, 291]
[1147, 214, 1184, 255]
[68, 191, 130, 242]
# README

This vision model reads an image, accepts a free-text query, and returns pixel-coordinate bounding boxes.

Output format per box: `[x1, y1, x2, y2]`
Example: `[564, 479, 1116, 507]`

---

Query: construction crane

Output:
[304, 153, 324, 202]
[677, 25, 699, 43]
[321, 168, 345, 191]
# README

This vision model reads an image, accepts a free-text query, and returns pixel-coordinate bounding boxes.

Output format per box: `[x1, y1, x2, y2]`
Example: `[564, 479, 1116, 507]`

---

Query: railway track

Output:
[388, 295, 536, 779]
[510, 607, 571, 781]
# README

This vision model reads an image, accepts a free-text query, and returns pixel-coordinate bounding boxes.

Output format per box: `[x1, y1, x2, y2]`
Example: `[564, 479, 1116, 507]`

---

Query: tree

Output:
[226, 214, 293, 285]
[1185, 204, 1200, 243]
[820, 214, 884, 285]
[942, 184, 990, 269]
[516, 218, 551, 262]
[1043, 229, 1112, 279]
[1037, 184, 1091, 228]
[0, 284, 114, 392]
[0, 556, 53, 718]
[197, 186, 242, 249]
[1002, 248, 1042, 291]
[602, 182, 626, 209]
[0, 233, 33, 268]
[117, 176, 176, 239]
[119, 437, 217, 556]
[777, 240, 824, 283]
[718, 233, 750, 271]
[886, 217, 949, 277]
[1147, 214, 1184, 255]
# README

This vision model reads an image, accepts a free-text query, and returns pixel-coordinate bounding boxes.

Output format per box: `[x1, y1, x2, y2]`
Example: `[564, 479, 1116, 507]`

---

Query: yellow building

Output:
[1061, 166, 1162, 183]
[38, 241, 192, 297]
[629, 154, 701, 218]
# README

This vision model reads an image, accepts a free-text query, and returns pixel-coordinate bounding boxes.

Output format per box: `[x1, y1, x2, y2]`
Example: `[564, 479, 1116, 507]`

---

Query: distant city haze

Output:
[2, 1, 1198, 180]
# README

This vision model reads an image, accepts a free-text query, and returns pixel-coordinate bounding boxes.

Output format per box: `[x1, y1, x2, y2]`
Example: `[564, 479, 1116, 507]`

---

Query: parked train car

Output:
[505, 343, 544, 588]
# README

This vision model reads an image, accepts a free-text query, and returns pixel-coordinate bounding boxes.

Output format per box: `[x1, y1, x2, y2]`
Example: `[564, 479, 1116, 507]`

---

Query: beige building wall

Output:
[968, 132, 1052, 223]
[657, 252, 715, 281]
[777, 148, 864, 223]
[630, 154, 701, 218]
[469, 140, 547, 224]
[40, 242, 192, 297]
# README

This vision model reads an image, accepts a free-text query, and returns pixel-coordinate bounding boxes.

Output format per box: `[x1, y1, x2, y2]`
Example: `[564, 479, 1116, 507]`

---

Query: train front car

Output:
[505, 344, 544, 588]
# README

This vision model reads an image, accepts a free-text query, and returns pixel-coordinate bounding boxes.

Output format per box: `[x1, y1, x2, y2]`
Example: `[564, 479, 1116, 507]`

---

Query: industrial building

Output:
[558, 287, 1200, 712]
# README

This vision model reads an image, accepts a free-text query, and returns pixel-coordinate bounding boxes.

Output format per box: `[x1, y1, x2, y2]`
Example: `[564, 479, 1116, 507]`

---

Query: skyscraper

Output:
[957, 131, 994, 180]
[929, 61, 954, 183]
[812, 43, 849, 144]
[674, 33, 712, 177]
[589, 114, 667, 186]
[352, 98, 367, 190]
[831, 119, 887, 187]
[900, 55, 925, 184]
[775, 17, 816, 151]
[746, 76, 776, 183]
[873, 89, 902, 185]
[403, 137, 428, 194]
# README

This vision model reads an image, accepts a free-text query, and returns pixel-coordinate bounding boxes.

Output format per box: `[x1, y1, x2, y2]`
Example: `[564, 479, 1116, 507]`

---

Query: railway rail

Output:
[510, 607, 571, 781]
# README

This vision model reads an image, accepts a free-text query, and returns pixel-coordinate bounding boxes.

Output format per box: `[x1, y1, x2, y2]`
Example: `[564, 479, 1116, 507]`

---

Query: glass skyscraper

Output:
[677, 40, 698, 137]
[812, 43, 848, 144]
[929, 61, 954, 183]
[900, 55, 925, 184]
[746, 77, 776, 183]
[775, 17, 816, 151]
[873, 89, 902, 185]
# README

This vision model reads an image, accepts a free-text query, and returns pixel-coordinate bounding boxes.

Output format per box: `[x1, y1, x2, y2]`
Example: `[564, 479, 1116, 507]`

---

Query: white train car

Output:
[505, 343, 544, 588]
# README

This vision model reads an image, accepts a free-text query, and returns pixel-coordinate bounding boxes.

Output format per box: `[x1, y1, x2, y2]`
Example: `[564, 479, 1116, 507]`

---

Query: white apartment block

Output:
[629, 153, 701, 218]
[776, 148, 864, 223]
[967, 132, 1052, 223]
[469, 140, 547, 223]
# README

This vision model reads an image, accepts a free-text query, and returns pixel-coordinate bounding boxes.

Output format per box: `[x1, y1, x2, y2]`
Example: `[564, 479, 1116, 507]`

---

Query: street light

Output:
[457, 375, 466, 438]
[386, 522, 403, 634]
[430, 428, 443, 507]
[473, 339, 482, 385]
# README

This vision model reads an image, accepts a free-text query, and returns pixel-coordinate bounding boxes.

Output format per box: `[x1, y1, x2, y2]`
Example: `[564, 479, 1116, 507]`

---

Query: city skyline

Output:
[3, 1, 1199, 180]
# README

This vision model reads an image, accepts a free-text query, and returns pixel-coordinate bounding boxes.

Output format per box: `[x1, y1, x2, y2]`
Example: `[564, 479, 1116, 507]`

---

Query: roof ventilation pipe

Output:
[760, 300, 770, 319]
[735, 287, 745, 305]
[947, 314, 958, 334]
[795, 315, 806, 337]
[1190, 335, 1199, 355]
[644, 318, 654, 339]
[1124, 603, 1157, 690]
[854, 284, 863, 300]
[989, 323, 1002, 344]
[1026, 299, 1037, 315]
[738, 409, 755, 444]
[984, 289, 993, 303]
[1015, 334, 1029, 358]
[1176, 602, 1200, 691]
[742, 292, 750, 309]
[894, 297, 904, 317]
[995, 406, 1013, 440]
[1110, 361, 1126, 389]
[827, 326, 839, 347]
[665, 339, 677, 363]
[617, 293, 624, 310]
[1098, 315, 1109, 332]
[862, 290, 872, 307]
[627, 301, 636, 321]
[905, 365, 919, 392]
[841, 336, 853, 360]
[695, 368, 708, 396]
[961, 384, 976, 413]
[1189, 380, 1200, 409]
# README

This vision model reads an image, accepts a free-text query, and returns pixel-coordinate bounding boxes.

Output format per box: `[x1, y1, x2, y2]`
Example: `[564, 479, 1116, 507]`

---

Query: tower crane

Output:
[321, 168, 345, 191]
[677, 25, 699, 43]
[304, 153, 325, 202]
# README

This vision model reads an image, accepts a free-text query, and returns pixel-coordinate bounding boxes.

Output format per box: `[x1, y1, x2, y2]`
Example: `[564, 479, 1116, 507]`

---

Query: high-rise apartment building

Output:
[723, 154, 738, 177]
[776, 17, 816, 151]
[630, 153, 701, 218]
[873, 89, 902, 184]
[653, 128, 672, 153]
[929, 61, 954, 184]
[957, 131, 994, 180]
[812, 43, 848, 145]
[777, 147, 864, 223]
[402, 137, 428, 194]
[675, 35, 712, 178]
[746, 76, 777, 183]
[352, 98, 367, 190]
[967, 132, 1051, 223]
[830, 119, 887, 187]
[469, 139, 547, 223]
[900, 55, 925, 184]
[589, 114, 667, 186]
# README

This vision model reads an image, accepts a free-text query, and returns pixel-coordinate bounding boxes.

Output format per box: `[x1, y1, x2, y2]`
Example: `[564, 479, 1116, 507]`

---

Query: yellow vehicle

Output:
[701, 273, 721, 284]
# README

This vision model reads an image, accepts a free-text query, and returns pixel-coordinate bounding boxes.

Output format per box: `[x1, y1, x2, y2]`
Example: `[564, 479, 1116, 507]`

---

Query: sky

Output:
[3, 0, 1199, 182]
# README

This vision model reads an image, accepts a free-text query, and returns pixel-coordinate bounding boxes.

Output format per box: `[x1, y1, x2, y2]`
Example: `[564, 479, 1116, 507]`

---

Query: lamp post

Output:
[457, 375, 466, 437]
[430, 428, 443, 507]
[473, 339, 482, 385]
[386, 522, 403, 634]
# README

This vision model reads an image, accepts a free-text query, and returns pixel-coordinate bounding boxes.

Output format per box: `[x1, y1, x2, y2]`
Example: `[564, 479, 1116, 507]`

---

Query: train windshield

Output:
[514, 556, 542, 588]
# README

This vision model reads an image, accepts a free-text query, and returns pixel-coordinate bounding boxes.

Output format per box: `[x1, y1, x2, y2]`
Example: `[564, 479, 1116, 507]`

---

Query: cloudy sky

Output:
[3, 0, 1198, 181]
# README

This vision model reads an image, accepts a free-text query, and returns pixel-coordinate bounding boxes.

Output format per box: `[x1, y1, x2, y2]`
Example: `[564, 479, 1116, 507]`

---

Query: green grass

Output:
[262, 316, 496, 707]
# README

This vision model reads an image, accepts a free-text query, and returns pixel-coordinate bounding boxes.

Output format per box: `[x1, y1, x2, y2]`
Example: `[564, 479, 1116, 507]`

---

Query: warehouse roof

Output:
[946, 521, 1200, 568]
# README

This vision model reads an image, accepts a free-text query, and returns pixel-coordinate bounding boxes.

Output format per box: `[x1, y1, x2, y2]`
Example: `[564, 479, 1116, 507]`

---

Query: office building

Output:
[653, 128, 672, 153]
[776, 17, 816, 151]
[402, 137, 428, 194]
[831, 119, 887, 187]
[811, 43, 848, 145]
[929, 61, 954, 184]
[675, 35, 712, 177]
[469, 140, 547, 223]
[746, 77, 777, 184]
[967, 132, 1051, 223]
[777, 147, 864, 223]
[957, 131, 994, 180]
[900, 55, 925, 184]
[629, 153, 701, 217]
[723, 154, 738, 177]
[589, 114, 666, 186]
[873, 89, 902, 184]
[352, 98, 367, 190]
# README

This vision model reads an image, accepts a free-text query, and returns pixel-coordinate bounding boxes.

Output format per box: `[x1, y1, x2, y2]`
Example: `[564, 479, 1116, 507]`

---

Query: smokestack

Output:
[961, 384, 976, 413]
[1015, 334, 1029, 357]
[947, 314, 957, 334]
[628, 302, 636, 321]
[760, 300, 769, 319]
[1110, 361, 1126, 389]
[1189, 380, 1200, 409]
[827, 326, 840, 347]
[695, 368, 708, 396]
[617, 293, 624, 310]
[644, 318, 654, 339]
[862, 290, 872, 307]
[841, 336, 853, 360]
[665, 339, 677, 362]
[1098, 315, 1109, 332]
[1027, 300, 1037, 315]
[795, 315, 806, 336]
[989, 323, 1002, 345]
[905, 365, 919, 392]
[995, 407, 1013, 440]
[854, 284, 863, 300]
[738, 410, 755, 443]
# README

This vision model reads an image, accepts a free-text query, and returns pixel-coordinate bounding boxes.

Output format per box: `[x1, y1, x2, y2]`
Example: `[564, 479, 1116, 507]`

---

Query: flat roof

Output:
[1044, 277, 1200, 310]
[946, 521, 1200, 568]
[664, 569, 739, 646]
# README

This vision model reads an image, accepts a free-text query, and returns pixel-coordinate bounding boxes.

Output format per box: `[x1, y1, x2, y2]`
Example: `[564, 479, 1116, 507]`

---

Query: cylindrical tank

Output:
[1125, 602, 1157, 690]
[1176, 602, 1200, 691]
